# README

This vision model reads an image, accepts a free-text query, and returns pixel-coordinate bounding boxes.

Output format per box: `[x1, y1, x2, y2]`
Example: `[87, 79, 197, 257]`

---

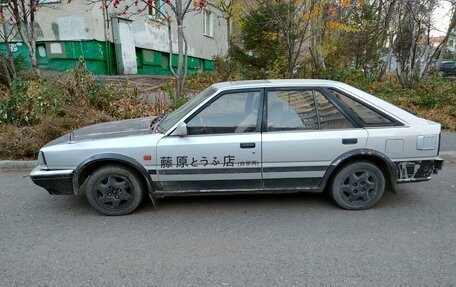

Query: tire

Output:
[85, 164, 145, 216]
[330, 161, 385, 210]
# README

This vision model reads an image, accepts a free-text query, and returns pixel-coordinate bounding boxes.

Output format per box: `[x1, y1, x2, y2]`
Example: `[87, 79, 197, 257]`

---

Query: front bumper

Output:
[396, 158, 444, 183]
[30, 166, 75, 195]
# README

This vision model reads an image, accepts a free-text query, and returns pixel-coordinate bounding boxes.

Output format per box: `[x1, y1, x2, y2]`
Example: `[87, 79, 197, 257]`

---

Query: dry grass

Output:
[0, 60, 170, 160]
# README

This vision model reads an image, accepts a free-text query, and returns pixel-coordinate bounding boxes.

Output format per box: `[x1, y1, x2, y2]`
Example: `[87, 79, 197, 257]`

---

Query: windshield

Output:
[158, 86, 217, 133]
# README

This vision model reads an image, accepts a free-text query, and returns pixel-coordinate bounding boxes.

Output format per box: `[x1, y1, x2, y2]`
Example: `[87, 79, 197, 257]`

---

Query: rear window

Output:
[329, 89, 394, 126]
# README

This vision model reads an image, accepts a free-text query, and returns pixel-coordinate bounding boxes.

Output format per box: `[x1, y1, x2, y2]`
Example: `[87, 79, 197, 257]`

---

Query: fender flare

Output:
[319, 149, 398, 192]
[72, 153, 157, 205]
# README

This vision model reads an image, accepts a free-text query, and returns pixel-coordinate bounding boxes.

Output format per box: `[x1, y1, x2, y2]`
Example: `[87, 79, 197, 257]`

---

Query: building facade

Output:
[0, 0, 229, 75]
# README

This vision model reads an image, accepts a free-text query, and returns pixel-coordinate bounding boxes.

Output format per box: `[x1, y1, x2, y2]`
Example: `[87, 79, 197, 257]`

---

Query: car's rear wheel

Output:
[85, 165, 144, 216]
[330, 161, 385, 210]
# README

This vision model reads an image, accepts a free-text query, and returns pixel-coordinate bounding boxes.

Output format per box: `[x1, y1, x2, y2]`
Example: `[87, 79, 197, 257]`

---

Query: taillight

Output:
[438, 132, 441, 155]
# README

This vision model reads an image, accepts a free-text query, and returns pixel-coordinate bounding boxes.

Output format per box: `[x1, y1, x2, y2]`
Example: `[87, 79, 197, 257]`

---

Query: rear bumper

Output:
[433, 158, 444, 172]
[396, 158, 444, 183]
[30, 166, 75, 195]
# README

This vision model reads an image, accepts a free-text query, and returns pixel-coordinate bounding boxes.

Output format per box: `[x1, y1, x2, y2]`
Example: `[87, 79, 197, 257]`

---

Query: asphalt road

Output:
[1, 167, 455, 286]
[441, 132, 456, 152]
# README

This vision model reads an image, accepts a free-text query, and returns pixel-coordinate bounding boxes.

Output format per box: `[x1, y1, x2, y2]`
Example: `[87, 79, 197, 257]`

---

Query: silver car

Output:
[30, 80, 444, 215]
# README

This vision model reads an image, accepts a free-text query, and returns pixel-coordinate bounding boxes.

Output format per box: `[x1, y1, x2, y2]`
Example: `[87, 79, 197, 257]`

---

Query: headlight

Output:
[38, 151, 47, 167]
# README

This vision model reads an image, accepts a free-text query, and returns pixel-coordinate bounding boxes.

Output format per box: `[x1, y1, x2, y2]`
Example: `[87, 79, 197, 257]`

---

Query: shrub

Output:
[161, 79, 187, 111]
[0, 77, 65, 126]
[0, 58, 168, 159]
[212, 54, 241, 82]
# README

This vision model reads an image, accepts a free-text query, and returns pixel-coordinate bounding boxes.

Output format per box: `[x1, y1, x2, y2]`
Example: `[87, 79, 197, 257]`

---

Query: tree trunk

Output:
[0, 52, 13, 91]
[11, 0, 41, 77]
[226, 17, 231, 48]
[29, 0, 40, 77]
[176, 21, 185, 98]
[436, 7, 456, 71]
[174, 0, 185, 98]
[0, 6, 16, 79]
[17, 26, 41, 77]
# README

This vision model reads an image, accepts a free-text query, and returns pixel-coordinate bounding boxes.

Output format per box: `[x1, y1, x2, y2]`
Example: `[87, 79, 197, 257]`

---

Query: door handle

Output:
[342, 138, 358, 145]
[240, 142, 256, 149]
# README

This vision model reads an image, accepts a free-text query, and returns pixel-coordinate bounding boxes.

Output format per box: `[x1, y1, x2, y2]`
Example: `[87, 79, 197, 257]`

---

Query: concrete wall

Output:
[126, 5, 229, 60]
[0, 1, 225, 75]
[30, 1, 228, 61]
[28, 1, 99, 42]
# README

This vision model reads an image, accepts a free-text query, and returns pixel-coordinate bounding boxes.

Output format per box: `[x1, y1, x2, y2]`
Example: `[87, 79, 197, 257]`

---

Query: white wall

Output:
[30, 1, 228, 60]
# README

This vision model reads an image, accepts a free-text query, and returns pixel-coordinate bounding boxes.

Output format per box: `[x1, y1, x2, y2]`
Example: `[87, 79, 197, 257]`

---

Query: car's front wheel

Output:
[330, 161, 385, 210]
[85, 165, 144, 216]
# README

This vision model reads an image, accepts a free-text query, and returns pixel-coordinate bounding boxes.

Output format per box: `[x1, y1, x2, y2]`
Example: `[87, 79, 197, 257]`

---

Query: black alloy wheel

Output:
[85, 165, 144, 216]
[330, 161, 385, 210]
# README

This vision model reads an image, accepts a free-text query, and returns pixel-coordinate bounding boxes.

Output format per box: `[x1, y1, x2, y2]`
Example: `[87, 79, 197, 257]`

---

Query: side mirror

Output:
[172, 122, 188, 136]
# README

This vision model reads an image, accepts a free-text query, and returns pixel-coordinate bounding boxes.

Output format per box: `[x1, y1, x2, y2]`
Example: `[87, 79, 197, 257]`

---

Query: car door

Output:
[261, 88, 368, 190]
[156, 89, 264, 192]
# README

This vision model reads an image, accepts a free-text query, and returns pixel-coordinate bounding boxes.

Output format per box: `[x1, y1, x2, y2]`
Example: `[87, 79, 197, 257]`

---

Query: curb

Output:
[0, 152, 455, 172]
[0, 160, 37, 171]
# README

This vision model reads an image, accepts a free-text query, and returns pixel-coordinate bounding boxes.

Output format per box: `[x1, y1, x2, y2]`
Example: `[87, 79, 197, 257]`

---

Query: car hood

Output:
[44, 117, 157, 147]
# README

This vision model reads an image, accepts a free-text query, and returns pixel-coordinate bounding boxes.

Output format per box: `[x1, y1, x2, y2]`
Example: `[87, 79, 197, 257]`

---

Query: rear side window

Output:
[267, 90, 319, 131]
[266, 89, 355, 131]
[329, 89, 394, 126]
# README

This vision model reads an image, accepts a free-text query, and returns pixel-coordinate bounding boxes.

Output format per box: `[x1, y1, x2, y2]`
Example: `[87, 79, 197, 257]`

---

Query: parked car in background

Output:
[439, 61, 456, 76]
[30, 80, 444, 215]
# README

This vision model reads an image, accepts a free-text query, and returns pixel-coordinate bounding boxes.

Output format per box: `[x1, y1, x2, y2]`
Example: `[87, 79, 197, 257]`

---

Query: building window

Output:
[37, 45, 47, 58]
[203, 10, 213, 37]
[149, 0, 166, 20]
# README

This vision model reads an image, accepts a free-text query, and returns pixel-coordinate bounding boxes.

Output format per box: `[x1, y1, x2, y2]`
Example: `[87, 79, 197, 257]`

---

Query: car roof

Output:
[212, 79, 342, 90]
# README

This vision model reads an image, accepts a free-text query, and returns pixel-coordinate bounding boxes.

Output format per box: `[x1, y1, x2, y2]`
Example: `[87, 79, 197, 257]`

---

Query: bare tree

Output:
[0, 6, 18, 88]
[87, 0, 207, 98]
[209, 0, 238, 48]
[4, 0, 44, 77]
[167, 0, 206, 98]
[391, 0, 438, 87]
[435, 0, 456, 71]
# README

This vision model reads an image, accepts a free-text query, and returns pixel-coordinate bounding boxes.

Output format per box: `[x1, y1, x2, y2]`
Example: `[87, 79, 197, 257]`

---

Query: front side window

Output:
[187, 91, 261, 135]
[329, 89, 394, 126]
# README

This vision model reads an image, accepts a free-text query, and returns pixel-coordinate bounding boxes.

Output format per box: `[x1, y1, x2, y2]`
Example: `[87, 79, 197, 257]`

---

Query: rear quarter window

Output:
[329, 89, 394, 126]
